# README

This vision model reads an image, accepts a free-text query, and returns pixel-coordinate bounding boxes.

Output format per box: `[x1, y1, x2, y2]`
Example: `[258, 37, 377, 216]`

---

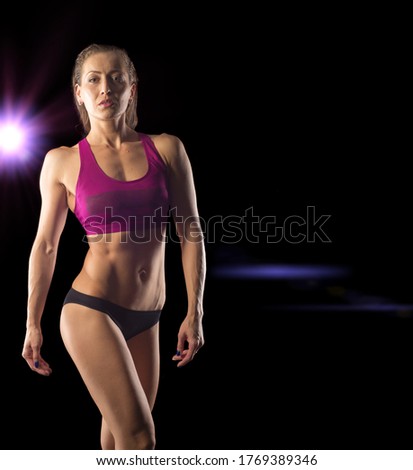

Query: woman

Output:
[21, 43, 206, 450]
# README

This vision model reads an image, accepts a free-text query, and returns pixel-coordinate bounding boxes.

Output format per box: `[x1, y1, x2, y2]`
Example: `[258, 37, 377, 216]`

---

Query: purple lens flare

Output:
[211, 263, 351, 280]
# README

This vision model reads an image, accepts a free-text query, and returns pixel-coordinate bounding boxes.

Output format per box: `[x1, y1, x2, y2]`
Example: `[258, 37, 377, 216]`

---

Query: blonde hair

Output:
[72, 43, 138, 134]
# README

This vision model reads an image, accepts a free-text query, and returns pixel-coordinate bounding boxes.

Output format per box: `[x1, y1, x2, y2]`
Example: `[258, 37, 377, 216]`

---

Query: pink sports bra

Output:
[74, 133, 169, 236]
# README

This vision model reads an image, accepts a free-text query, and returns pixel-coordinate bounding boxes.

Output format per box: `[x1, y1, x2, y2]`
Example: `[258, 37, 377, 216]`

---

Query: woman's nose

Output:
[100, 81, 111, 94]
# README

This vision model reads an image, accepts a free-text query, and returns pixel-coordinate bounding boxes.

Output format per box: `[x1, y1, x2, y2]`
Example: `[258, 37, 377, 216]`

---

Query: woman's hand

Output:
[172, 315, 204, 368]
[22, 326, 52, 376]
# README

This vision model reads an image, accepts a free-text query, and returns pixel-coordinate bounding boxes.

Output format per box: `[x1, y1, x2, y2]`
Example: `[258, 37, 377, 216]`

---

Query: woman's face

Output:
[75, 51, 135, 125]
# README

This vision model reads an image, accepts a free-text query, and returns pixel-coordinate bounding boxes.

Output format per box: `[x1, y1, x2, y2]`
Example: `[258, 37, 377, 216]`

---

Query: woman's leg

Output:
[100, 323, 160, 449]
[60, 303, 156, 450]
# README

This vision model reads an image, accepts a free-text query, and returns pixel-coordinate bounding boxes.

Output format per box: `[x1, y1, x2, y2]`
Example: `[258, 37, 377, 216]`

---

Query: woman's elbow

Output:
[32, 238, 59, 257]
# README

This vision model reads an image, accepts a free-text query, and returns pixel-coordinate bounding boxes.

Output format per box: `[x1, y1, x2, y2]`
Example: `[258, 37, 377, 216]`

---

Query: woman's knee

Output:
[101, 425, 115, 450]
[117, 432, 156, 450]
[120, 421, 156, 450]
[136, 426, 156, 450]
[132, 418, 156, 449]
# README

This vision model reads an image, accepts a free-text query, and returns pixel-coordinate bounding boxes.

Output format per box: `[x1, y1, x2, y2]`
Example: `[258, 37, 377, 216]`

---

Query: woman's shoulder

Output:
[146, 133, 185, 162]
[44, 142, 79, 161]
[41, 143, 80, 177]
[145, 132, 181, 146]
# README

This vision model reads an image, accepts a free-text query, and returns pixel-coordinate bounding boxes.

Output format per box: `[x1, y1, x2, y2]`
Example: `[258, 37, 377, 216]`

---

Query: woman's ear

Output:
[75, 84, 83, 106]
[130, 82, 137, 100]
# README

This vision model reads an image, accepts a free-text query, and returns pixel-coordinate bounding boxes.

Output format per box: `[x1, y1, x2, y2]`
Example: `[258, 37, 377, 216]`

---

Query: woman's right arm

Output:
[22, 148, 69, 376]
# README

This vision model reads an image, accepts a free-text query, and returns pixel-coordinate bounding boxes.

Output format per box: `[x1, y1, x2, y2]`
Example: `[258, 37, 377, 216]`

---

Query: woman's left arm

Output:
[155, 133, 206, 367]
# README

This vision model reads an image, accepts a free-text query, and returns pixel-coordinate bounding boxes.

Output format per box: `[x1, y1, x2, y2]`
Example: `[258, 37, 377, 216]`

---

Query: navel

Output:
[138, 268, 148, 281]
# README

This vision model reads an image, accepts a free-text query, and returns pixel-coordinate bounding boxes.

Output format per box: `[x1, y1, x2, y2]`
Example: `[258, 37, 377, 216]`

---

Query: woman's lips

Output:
[99, 99, 114, 108]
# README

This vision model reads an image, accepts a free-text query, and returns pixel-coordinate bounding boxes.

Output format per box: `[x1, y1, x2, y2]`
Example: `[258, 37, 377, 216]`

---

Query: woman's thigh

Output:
[127, 323, 160, 410]
[60, 303, 154, 437]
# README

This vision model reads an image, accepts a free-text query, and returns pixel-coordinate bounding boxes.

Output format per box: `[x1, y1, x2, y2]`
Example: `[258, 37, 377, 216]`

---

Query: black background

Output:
[1, 3, 411, 450]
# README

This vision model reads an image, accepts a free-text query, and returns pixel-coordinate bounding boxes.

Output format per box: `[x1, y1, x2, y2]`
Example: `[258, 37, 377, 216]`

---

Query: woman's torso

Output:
[60, 132, 169, 311]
